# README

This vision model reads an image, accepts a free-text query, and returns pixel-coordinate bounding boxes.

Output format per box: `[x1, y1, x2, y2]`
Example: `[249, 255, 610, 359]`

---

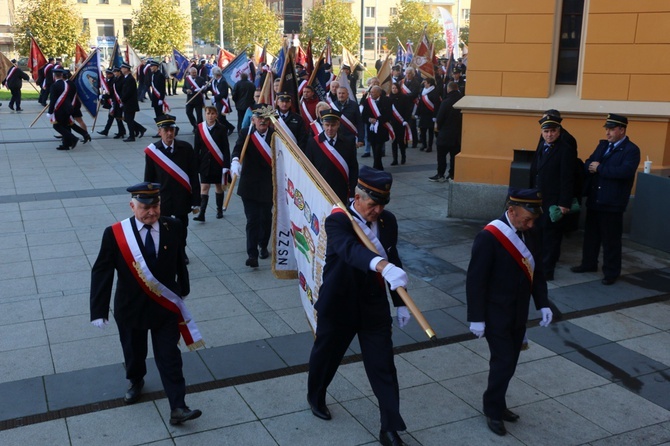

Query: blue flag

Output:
[221, 52, 252, 87]
[110, 38, 124, 69]
[172, 48, 189, 81]
[73, 50, 100, 117]
[272, 45, 285, 77]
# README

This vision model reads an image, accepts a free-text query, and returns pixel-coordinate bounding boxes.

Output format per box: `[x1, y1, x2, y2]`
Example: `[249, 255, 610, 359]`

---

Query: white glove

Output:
[98, 94, 104, 100]
[211, 98, 216, 106]
[381, 263, 408, 291]
[231, 158, 242, 177]
[397, 306, 411, 328]
[540, 307, 553, 327]
[222, 167, 230, 176]
[91, 318, 109, 329]
[158, 100, 163, 105]
[470, 322, 485, 338]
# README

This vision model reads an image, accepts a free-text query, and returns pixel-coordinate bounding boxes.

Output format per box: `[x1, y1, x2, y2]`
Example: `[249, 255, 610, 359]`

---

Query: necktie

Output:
[329, 138, 335, 146]
[166, 146, 173, 154]
[143, 224, 156, 266]
[604, 142, 614, 156]
[544, 144, 552, 154]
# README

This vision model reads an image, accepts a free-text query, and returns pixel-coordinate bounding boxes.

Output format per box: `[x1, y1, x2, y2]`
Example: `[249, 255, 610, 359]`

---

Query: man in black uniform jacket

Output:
[90, 182, 202, 425]
[47, 68, 79, 150]
[148, 60, 167, 118]
[230, 104, 274, 267]
[303, 108, 358, 203]
[2, 59, 30, 111]
[183, 67, 206, 133]
[276, 91, 308, 148]
[307, 166, 412, 446]
[361, 86, 393, 170]
[119, 63, 147, 142]
[144, 115, 201, 262]
[466, 188, 553, 437]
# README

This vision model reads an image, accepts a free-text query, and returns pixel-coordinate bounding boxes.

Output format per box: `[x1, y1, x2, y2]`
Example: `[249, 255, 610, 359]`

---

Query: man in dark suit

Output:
[334, 86, 365, 146]
[303, 108, 358, 203]
[109, 67, 128, 139]
[38, 57, 55, 106]
[571, 114, 641, 285]
[530, 115, 578, 280]
[2, 58, 30, 111]
[47, 68, 78, 151]
[144, 115, 201, 262]
[432, 81, 463, 181]
[183, 67, 206, 133]
[276, 91, 308, 148]
[232, 72, 256, 132]
[361, 86, 393, 170]
[403, 67, 422, 147]
[230, 104, 275, 267]
[307, 166, 411, 446]
[209, 66, 235, 135]
[119, 63, 147, 142]
[148, 60, 167, 118]
[467, 188, 553, 437]
[90, 182, 202, 425]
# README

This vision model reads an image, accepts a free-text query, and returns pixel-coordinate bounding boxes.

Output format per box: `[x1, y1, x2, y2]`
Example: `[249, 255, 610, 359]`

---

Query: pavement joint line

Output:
[0, 292, 666, 432]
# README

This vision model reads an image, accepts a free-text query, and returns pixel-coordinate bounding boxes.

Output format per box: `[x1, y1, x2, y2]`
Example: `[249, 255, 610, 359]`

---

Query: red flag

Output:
[296, 45, 306, 69]
[305, 39, 314, 77]
[75, 43, 88, 65]
[217, 48, 236, 68]
[29, 37, 47, 81]
[412, 31, 434, 79]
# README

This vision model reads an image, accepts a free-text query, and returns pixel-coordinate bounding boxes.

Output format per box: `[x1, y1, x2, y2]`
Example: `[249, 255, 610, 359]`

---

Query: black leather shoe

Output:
[169, 406, 202, 425]
[70, 139, 79, 149]
[123, 137, 136, 142]
[379, 430, 406, 446]
[502, 408, 520, 422]
[56, 145, 69, 151]
[216, 209, 223, 219]
[16, 107, 23, 112]
[307, 396, 331, 420]
[184, 254, 189, 265]
[259, 247, 269, 259]
[486, 417, 507, 436]
[83, 134, 92, 143]
[361, 153, 370, 158]
[570, 265, 597, 273]
[193, 214, 205, 222]
[227, 127, 235, 136]
[602, 277, 617, 285]
[124, 379, 144, 404]
[97, 131, 108, 136]
[113, 133, 125, 139]
[138, 128, 146, 138]
[245, 258, 259, 267]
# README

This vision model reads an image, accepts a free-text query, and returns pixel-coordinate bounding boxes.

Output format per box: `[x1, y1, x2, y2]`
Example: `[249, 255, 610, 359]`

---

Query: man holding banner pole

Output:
[307, 165, 410, 446]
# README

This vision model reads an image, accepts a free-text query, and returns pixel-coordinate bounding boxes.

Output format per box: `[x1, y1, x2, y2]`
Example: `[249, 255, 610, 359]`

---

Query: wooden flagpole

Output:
[222, 124, 254, 211]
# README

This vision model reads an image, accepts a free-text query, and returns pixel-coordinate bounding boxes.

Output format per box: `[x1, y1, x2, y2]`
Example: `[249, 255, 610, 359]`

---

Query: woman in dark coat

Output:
[389, 82, 413, 165]
[416, 77, 441, 153]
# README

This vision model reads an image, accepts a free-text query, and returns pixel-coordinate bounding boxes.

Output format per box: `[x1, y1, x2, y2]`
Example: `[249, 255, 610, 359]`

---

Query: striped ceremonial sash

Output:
[197, 123, 224, 167]
[315, 134, 349, 184]
[144, 144, 192, 192]
[298, 80, 307, 97]
[186, 75, 201, 92]
[251, 131, 272, 165]
[367, 97, 395, 139]
[309, 120, 323, 137]
[111, 218, 204, 350]
[151, 76, 170, 112]
[42, 63, 53, 88]
[113, 82, 123, 107]
[339, 108, 358, 136]
[484, 220, 535, 284]
[300, 99, 315, 123]
[212, 82, 230, 113]
[421, 87, 435, 113]
[53, 80, 70, 111]
[6, 66, 17, 81]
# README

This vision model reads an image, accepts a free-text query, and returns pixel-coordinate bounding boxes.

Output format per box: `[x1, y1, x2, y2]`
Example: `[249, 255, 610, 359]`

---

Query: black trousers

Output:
[102, 113, 126, 135]
[53, 123, 78, 147]
[308, 319, 406, 432]
[116, 317, 186, 410]
[9, 87, 22, 109]
[242, 198, 272, 259]
[123, 110, 146, 137]
[186, 102, 203, 130]
[391, 138, 406, 163]
[38, 88, 49, 105]
[152, 102, 163, 118]
[483, 325, 525, 420]
[137, 82, 148, 101]
[419, 126, 434, 151]
[537, 211, 566, 275]
[409, 117, 418, 147]
[581, 209, 623, 279]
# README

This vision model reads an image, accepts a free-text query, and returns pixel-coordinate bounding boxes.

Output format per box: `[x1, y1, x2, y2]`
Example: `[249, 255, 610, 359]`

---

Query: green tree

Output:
[129, 0, 190, 55]
[301, 0, 359, 54]
[460, 26, 469, 47]
[191, 0, 282, 55]
[14, 0, 88, 59]
[387, 0, 443, 55]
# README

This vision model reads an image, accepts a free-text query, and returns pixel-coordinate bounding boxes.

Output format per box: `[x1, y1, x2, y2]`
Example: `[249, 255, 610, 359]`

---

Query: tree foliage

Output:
[191, 0, 283, 55]
[300, 0, 359, 54]
[14, 0, 88, 59]
[388, 0, 444, 55]
[129, 0, 190, 55]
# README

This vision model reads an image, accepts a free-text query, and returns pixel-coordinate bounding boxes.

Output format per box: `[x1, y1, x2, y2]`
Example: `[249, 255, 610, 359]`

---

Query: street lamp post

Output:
[360, 0, 365, 64]
[219, 0, 225, 49]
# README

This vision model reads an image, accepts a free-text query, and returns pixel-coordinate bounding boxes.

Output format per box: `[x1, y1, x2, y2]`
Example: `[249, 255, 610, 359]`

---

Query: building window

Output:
[99, 0, 109, 4]
[365, 6, 375, 18]
[461, 9, 470, 21]
[82, 19, 89, 34]
[555, 0, 584, 85]
[390, 7, 397, 16]
[97, 19, 115, 37]
[123, 19, 132, 38]
[364, 27, 388, 51]
[121, 0, 131, 4]
[77, 0, 88, 3]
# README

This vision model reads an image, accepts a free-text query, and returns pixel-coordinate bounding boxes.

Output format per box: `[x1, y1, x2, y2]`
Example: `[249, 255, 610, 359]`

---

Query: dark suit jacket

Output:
[389, 92, 413, 137]
[584, 136, 641, 212]
[120, 74, 140, 112]
[150, 71, 167, 105]
[361, 95, 393, 144]
[435, 89, 463, 148]
[48, 79, 72, 123]
[2, 66, 30, 89]
[90, 216, 189, 329]
[417, 87, 441, 128]
[304, 132, 358, 203]
[279, 111, 308, 148]
[194, 121, 231, 177]
[466, 215, 549, 329]
[232, 79, 256, 110]
[144, 139, 201, 215]
[315, 208, 404, 328]
[530, 134, 577, 210]
[232, 127, 274, 203]
[335, 99, 365, 140]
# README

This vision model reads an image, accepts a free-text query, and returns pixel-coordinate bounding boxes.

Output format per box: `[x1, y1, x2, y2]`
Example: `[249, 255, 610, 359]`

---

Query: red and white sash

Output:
[251, 131, 272, 165]
[42, 63, 53, 88]
[309, 120, 323, 137]
[185, 75, 202, 92]
[391, 104, 411, 142]
[5, 66, 17, 82]
[367, 97, 394, 139]
[298, 79, 307, 97]
[211, 81, 230, 113]
[151, 75, 170, 112]
[484, 219, 535, 283]
[53, 80, 70, 111]
[113, 81, 123, 107]
[197, 123, 224, 167]
[339, 111, 358, 136]
[144, 143, 192, 192]
[300, 99, 315, 123]
[421, 86, 436, 113]
[112, 218, 204, 350]
[315, 134, 349, 184]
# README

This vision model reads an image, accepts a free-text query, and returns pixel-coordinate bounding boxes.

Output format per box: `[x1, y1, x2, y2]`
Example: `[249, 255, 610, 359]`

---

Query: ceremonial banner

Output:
[304, 39, 314, 76]
[437, 7, 458, 58]
[29, 37, 47, 81]
[278, 49, 299, 112]
[0, 51, 13, 86]
[75, 43, 88, 66]
[126, 43, 142, 70]
[259, 70, 274, 105]
[217, 47, 235, 68]
[221, 52, 253, 87]
[272, 44, 286, 77]
[172, 48, 190, 81]
[110, 38, 125, 69]
[72, 50, 100, 117]
[404, 40, 414, 66]
[377, 53, 393, 95]
[411, 32, 434, 79]
[395, 39, 405, 66]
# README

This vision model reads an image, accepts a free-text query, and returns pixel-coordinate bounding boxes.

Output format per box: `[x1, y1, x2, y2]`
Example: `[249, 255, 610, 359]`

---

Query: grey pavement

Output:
[0, 99, 669, 445]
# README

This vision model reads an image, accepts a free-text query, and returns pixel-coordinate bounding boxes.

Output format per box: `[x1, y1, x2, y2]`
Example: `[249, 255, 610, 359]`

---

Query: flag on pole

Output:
[75, 43, 88, 66]
[395, 39, 405, 66]
[220, 51, 253, 87]
[172, 48, 190, 81]
[259, 70, 274, 105]
[109, 38, 125, 69]
[404, 40, 414, 66]
[278, 48, 299, 113]
[126, 43, 142, 70]
[377, 53, 394, 95]
[272, 42, 286, 77]
[305, 39, 314, 77]
[437, 7, 458, 58]
[307, 53, 330, 102]
[411, 31, 434, 79]
[29, 37, 47, 81]
[72, 50, 100, 117]
[0, 51, 14, 86]
[216, 47, 236, 68]
[295, 44, 307, 69]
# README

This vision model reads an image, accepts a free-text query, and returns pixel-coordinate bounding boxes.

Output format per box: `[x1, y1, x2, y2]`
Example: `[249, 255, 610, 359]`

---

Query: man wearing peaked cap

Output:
[571, 114, 640, 285]
[119, 62, 148, 142]
[308, 165, 411, 446]
[90, 182, 202, 425]
[2, 57, 30, 111]
[303, 108, 358, 203]
[276, 91, 308, 147]
[530, 113, 578, 281]
[466, 187, 552, 436]
[47, 67, 79, 150]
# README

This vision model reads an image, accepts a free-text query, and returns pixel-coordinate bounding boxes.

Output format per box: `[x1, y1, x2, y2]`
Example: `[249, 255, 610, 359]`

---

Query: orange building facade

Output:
[450, 0, 670, 217]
